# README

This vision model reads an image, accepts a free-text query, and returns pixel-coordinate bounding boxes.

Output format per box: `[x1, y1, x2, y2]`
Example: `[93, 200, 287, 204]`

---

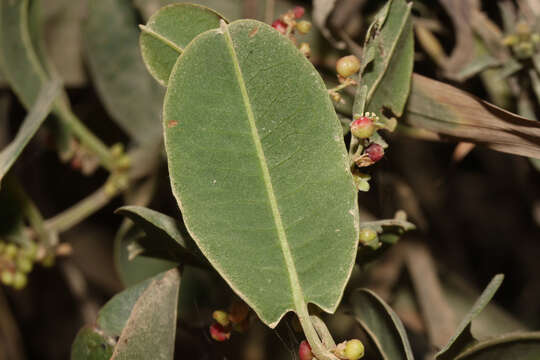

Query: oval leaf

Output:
[71, 326, 114, 360]
[351, 288, 414, 360]
[163, 19, 358, 327]
[71, 269, 180, 360]
[110, 269, 180, 360]
[84, 0, 164, 144]
[455, 332, 540, 360]
[139, 3, 225, 86]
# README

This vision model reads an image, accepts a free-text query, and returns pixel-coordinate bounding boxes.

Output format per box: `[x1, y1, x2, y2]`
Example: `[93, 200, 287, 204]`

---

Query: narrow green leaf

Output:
[71, 326, 114, 360]
[114, 222, 177, 287]
[437, 274, 504, 360]
[404, 74, 540, 159]
[163, 20, 358, 327]
[116, 205, 207, 268]
[139, 3, 225, 86]
[0, 0, 48, 108]
[350, 289, 414, 360]
[455, 332, 540, 360]
[84, 0, 164, 144]
[354, 0, 414, 125]
[0, 80, 60, 184]
[110, 269, 180, 360]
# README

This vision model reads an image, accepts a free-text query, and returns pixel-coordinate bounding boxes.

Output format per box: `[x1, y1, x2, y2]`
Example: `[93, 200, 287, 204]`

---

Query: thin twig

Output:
[0, 288, 26, 360]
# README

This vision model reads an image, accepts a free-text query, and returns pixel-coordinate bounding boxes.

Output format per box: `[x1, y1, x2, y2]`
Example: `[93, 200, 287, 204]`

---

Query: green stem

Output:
[296, 303, 339, 360]
[54, 101, 115, 171]
[45, 182, 118, 233]
[8, 177, 56, 248]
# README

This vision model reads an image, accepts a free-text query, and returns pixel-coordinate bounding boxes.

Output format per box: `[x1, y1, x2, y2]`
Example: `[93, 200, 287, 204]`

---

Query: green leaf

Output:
[0, 0, 49, 109]
[354, 0, 414, 125]
[163, 20, 358, 327]
[71, 269, 181, 360]
[350, 288, 414, 360]
[71, 326, 114, 360]
[139, 3, 225, 86]
[0, 80, 60, 184]
[114, 222, 177, 287]
[437, 274, 504, 360]
[115, 205, 208, 268]
[84, 0, 164, 144]
[453, 332, 540, 360]
[404, 74, 540, 159]
[110, 269, 180, 360]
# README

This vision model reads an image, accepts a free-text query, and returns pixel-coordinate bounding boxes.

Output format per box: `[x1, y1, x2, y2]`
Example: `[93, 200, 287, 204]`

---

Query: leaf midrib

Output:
[139, 24, 184, 54]
[221, 22, 304, 315]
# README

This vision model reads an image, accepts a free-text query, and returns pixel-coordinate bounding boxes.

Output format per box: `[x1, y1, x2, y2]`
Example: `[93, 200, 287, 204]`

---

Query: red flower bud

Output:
[365, 143, 384, 163]
[350, 116, 375, 139]
[272, 19, 287, 35]
[293, 6, 305, 19]
[299, 340, 313, 360]
[209, 323, 231, 342]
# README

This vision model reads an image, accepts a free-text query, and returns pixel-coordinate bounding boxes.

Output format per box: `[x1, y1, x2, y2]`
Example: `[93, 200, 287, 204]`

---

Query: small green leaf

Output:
[84, 0, 164, 144]
[71, 269, 181, 360]
[437, 274, 504, 360]
[110, 269, 180, 360]
[139, 3, 225, 86]
[71, 326, 114, 360]
[354, 0, 414, 125]
[350, 288, 414, 360]
[454, 332, 540, 360]
[116, 205, 207, 268]
[114, 222, 177, 287]
[0, 80, 60, 184]
[162, 19, 358, 327]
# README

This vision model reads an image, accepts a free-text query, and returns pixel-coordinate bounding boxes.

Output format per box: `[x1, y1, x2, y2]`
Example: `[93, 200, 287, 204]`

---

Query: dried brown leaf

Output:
[404, 74, 540, 159]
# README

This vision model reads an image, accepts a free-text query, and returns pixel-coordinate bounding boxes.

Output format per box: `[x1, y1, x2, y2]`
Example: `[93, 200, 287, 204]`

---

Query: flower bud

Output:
[298, 340, 313, 360]
[350, 116, 375, 139]
[1, 270, 14, 286]
[16, 257, 33, 274]
[358, 228, 377, 245]
[296, 20, 312, 35]
[212, 310, 230, 327]
[344, 339, 364, 360]
[299, 42, 311, 58]
[293, 6, 305, 19]
[272, 19, 287, 35]
[209, 323, 231, 342]
[12, 272, 27, 290]
[4, 243, 18, 260]
[365, 143, 384, 163]
[336, 55, 361, 78]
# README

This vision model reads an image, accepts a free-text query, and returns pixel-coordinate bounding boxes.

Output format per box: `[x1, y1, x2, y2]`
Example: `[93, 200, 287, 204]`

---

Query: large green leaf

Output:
[0, 80, 60, 184]
[437, 274, 504, 360]
[454, 332, 540, 360]
[116, 205, 207, 268]
[84, 0, 164, 144]
[350, 289, 414, 360]
[139, 3, 225, 86]
[71, 269, 180, 360]
[163, 20, 358, 327]
[353, 0, 414, 124]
